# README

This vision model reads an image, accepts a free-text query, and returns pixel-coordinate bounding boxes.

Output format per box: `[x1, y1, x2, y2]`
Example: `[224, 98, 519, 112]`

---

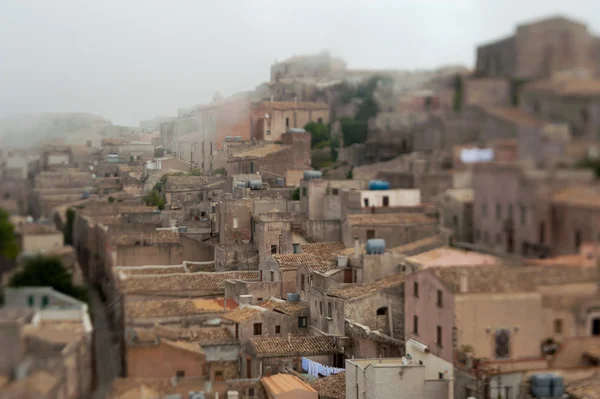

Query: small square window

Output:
[319, 301, 323, 315]
[176, 370, 185, 378]
[271, 245, 277, 254]
[363, 198, 369, 207]
[275, 325, 281, 334]
[298, 317, 307, 328]
[302, 187, 307, 196]
[382, 196, 389, 207]
[332, 188, 339, 195]
[414, 281, 419, 298]
[253, 323, 262, 335]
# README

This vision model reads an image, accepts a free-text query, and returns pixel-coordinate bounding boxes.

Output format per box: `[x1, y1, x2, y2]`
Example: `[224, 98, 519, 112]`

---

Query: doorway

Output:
[592, 318, 600, 336]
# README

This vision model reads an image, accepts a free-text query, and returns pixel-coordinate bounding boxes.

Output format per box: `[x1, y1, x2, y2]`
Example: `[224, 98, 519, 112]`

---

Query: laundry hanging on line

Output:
[302, 357, 345, 378]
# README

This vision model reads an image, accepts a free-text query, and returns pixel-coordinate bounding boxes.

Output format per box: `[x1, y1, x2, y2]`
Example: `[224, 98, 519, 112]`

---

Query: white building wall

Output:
[360, 189, 421, 208]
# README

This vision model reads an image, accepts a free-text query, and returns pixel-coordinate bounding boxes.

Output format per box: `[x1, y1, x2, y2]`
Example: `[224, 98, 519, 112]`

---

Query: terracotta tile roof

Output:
[222, 306, 265, 323]
[406, 247, 501, 268]
[18, 223, 59, 235]
[301, 242, 347, 260]
[153, 325, 236, 344]
[118, 165, 143, 173]
[229, 144, 288, 159]
[552, 186, 600, 209]
[566, 374, 600, 399]
[261, 374, 317, 396]
[329, 272, 405, 299]
[111, 230, 179, 246]
[110, 378, 176, 399]
[250, 335, 340, 356]
[125, 297, 237, 318]
[433, 264, 598, 294]
[483, 107, 546, 128]
[345, 213, 435, 226]
[273, 253, 336, 272]
[258, 101, 329, 110]
[259, 298, 309, 315]
[390, 235, 445, 256]
[310, 372, 346, 399]
[165, 175, 205, 188]
[525, 78, 600, 97]
[550, 337, 600, 369]
[4, 370, 61, 396]
[119, 271, 259, 294]
[24, 321, 85, 348]
[131, 328, 157, 343]
[116, 265, 187, 275]
[163, 339, 206, 356]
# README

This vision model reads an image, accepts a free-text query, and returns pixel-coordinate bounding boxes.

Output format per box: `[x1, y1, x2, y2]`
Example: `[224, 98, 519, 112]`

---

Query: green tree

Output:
[0, 208, 18, 260]
[330, 137, 340, 162]
[346, 167, 354, 179]
[214, 168, 227, 176]
[144, 190, 165, 210]
[340, 118, 368, 147]
[10, 255, 88, 302]
[63, 208, 76, 246]
[452, 74, 463, 112]
[189, 168, 203, 176]
[304, 121, 331, 148]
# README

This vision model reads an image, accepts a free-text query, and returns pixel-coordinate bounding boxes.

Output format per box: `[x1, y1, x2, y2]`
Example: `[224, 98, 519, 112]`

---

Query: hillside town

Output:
[2, 14, 600, 399]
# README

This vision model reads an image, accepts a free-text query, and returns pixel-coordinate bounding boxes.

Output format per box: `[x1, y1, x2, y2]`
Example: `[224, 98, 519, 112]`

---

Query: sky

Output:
[0, 0, 599, 126]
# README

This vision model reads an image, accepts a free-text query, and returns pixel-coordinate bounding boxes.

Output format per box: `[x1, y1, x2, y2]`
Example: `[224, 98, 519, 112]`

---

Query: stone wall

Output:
[301, 220, 342, 243]
[116, 244, 182, 266]
[127, 341, 205, 378]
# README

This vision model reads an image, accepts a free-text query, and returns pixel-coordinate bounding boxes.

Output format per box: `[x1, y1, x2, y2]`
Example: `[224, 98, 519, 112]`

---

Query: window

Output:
[233, 216, 238, 229]
[439, 372, 444, 380]
[366, 230, 375, 240]
[41, 295, 49, 308]
[495, 329, 510, 359]
[482, 202, 487, 218]
[27, 295, 35, 307]
[270, 271, 275, 281]
[266, 130, 271, 135]
[332, 188, 339, 195]
[319, 301, 323, 315]
[271, 245, 278, 254]
[363, 198, 369, 207]
[293, 243, 300, 254]
[176, 370, 185, 378]
[257, 297, 263, 302]
[413, 281, 419, 298]
[302, 187, 307, 196]
[253, 323, 262, 336]
[298, 316, 308, 328]
[496, 203, 501, 220]
[301, 275, 305, 291]
[275, 325, 281, 334]
[248, 387, 255, 397]
[592, 318, 600, 336]
[327, 302, 332, 318]
[437, 290, 443, 307]
[318, 117, 323, 124]
[413, 315, 419, 335]
[437, 325, 443, 346]
[286, 117, 290, 128]
[215, 370, 224, 381]
[554, 318, 563, 334]
[575, 230, 582, 251]
[382, 196, 389, 207]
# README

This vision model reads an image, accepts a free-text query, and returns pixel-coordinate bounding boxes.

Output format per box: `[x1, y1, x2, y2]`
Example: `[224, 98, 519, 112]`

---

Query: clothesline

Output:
[302, 357, 345, 378]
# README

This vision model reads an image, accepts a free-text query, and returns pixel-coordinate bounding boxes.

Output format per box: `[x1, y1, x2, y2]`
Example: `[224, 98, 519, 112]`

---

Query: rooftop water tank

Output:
[81, 191, 90, 199]
[303, 170, 323, 181]
[178, 226, 188, 233]
[530, 374, 564, 398]
[235, 181, 247, 189]
[368, 180, 390, 190]
[287, 293, 300, 302]
[249, 180, 262, 190]
[275, 177, 285, 186]
[233, 136, 243, 141]
[289, 128, 306, 133]
[225, 136, 233, 141]
[366, 239, 386, 255]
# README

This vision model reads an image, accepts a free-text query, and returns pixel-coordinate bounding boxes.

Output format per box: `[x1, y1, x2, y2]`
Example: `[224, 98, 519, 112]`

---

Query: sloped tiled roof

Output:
[345, 213, 435, 226]
[3, 370, 61, 396]
[566, 374, 600, 399]
[552, 186, 600, 209]
[119, 271, 259, 294]
[550, 336, 600, 369]
[390, 235, 445, 256]
[525, 78, 600, 97]
[301, 242, 347, 261]
[261, 374, 317, 396]
[222, 306, 265, 323]
[153, 325, 236, 345]
[250, 335, 339, 356]
[406, 247, 501, 268]
[273, 253, 335, 272]
[329, 272, 405, 299]
[259, 298, 309, 315]
[229, 144, 288, 159]
[125, 297, 237, 318]
[163, 339, 206, 356]
[433, 264, 598, 294]
[310, 372, 346, 399]
[483, 106, 546, 128]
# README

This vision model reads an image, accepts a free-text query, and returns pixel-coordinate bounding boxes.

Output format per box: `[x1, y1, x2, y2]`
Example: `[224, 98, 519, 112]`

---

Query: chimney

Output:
[354, 236, 360, 257]
[459, 272, 468, 293]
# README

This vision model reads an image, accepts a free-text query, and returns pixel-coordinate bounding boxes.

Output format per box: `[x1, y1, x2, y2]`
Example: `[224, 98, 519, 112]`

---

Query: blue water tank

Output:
[303, 170, 323, 181]
[530, 374, 564, 398]
[287, 293, 300, 302]
[368, 180, 390, 190]
[366, 239, 386, 255]
[235, 181, 247, 189]
[81, 191, 90, 199]
[249, 180, 262, 190]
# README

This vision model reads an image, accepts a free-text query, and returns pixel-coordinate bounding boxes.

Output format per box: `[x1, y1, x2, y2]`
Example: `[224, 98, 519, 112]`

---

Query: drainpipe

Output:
[387, 300, 393, 339]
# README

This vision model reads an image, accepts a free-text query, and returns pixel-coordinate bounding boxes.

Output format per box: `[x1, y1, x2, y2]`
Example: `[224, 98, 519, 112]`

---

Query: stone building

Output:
[270, 51, 346, 82]
[475, 16, 600, 81]
[15, 223, 63, 254]
[226, 130, 311, 186]
[250, 100, 330, 141]
[299, 178, 363, 221]
[472, 162, 595, 257]
[405, 264, 598, 364]
[436, 188, 474, 244]
[341, 213, 437, 249]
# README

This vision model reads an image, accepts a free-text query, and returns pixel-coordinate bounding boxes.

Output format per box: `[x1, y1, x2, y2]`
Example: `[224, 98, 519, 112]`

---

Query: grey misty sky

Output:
[0, 0, 599, 126]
